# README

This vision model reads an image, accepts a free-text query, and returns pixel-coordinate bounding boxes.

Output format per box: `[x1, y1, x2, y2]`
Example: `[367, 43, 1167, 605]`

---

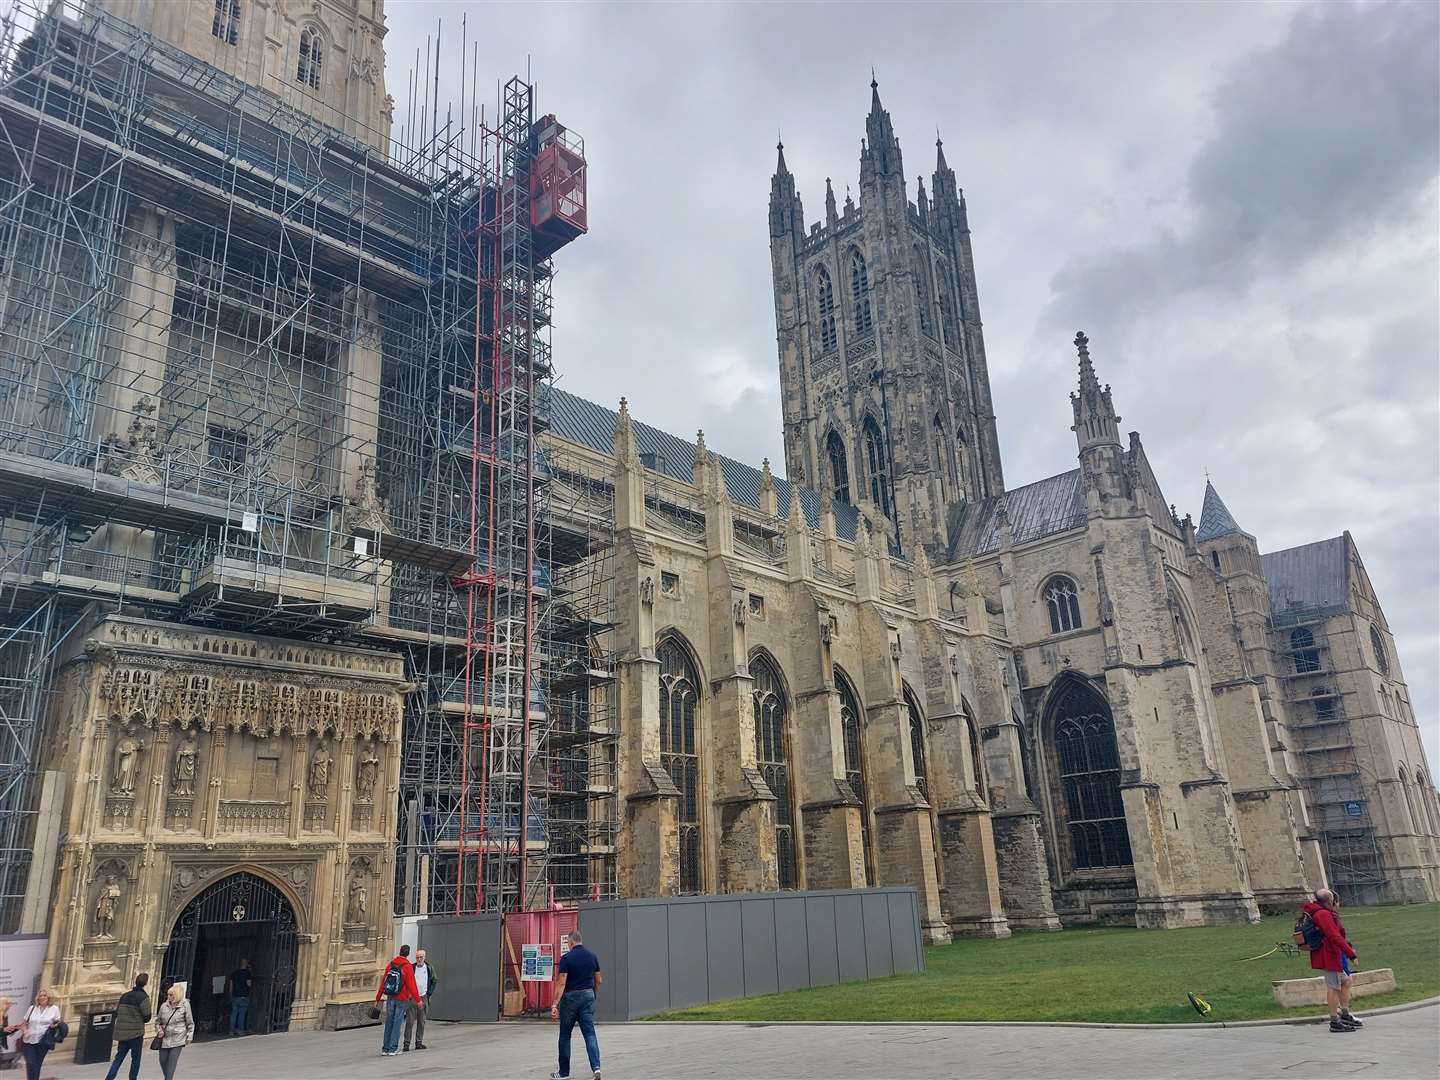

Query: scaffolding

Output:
[0, 0, 611, 928]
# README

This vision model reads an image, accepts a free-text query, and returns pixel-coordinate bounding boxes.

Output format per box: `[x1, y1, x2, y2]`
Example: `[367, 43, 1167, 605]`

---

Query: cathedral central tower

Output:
[769, 80, 1003, 555]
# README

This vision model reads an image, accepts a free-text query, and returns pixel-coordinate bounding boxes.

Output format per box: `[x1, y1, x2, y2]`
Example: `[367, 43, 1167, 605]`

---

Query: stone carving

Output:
[307, 742, 331, 799]
[733, 598, 748, 626]
[355, 743, 380, 801]
[346, 868, 368, 925]
[171, 732, 198, 797]
[639, 576, 655, 606]
[110, 732, 144, 795]
[93, 872, 122, 938]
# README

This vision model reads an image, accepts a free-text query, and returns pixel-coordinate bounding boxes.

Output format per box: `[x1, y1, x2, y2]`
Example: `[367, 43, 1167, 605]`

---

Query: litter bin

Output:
[73, 1008, 114, 1066]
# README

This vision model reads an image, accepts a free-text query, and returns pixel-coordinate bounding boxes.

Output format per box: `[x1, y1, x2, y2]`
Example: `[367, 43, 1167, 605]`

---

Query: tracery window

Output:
[659, 637, 702, 893]
[1044, 576, 1082, 635]
[1051, 684, 1131, 870]
[862, 417, 891, 518]
[933, 413, 955, 491]
[297, 27, 323, 89]
[904, 686, 928, 801]
[837, 670, 873, 885]
[826, 430, 851, 506]
[1290, 627, 1320, 674]
[963, 701, 987, 799]
[1312, 687, 1338, 723]
[752, 654, 796, 889]
[212, 0, 241, 45]
[850, 250, 873, 335]
[1370, 624, 1390, 677]
[816, 268, 838, 353]
[914, 247, 932, 336]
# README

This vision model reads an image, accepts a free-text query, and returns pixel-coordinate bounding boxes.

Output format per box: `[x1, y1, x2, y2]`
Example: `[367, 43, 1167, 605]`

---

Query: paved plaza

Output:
[42, 1003, 1438, 1080]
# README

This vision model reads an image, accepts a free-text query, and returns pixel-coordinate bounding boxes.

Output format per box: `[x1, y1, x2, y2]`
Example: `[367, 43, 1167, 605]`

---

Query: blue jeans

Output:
[557, 989, 599, 1077]
[382, 998, 407, 1053]
[103, 1036, 143, 1080]
[230, 994, 249, 1034]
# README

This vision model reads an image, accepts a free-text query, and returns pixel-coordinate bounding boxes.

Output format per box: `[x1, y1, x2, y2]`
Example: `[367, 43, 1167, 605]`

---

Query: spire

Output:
[612, 396, 639, 463]
[1195, 480, 1246, 542]
[932, 131, 958, 206]
[825, 176, 838, 226]
[1075, 330, 1100, 397]
[774, 135, 788, 176]
[1070, 330, 1122, 454]
[916, 176, 928, 227]
[935, 131, 948, 173]
[869, 68, 882, 115]
[860, 70, 902, 187]
[769, 136, 802, 239]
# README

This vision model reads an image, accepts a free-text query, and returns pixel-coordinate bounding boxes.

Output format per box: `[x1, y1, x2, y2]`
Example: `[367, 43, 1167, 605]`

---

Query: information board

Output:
[520, 942, 555, 982]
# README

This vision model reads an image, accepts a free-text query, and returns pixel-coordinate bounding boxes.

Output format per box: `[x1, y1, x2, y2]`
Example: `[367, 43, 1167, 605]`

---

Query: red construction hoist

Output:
[455, 77, 587, 917]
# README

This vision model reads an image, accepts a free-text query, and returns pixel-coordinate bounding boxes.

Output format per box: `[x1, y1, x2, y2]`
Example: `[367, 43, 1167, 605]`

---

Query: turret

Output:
[1069, 332, 1127, 513]
[769, 139, 803, 239]
[859, 74, 904, 193]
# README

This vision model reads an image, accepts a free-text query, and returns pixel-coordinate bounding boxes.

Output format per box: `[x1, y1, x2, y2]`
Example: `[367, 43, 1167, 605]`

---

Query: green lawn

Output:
[653, 903, 1440, 1024]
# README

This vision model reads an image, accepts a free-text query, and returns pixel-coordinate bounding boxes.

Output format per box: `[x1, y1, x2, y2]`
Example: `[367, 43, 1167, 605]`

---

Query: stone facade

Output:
[36, 613, 407, 1030]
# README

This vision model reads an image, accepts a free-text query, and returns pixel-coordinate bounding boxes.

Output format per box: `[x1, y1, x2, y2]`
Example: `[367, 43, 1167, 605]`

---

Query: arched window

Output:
[932, 413, 956, 492]
[1290, 627, 1320, 673]
[752, 654, 796, 889]
[1312, 687, 1338, 723]
[1051, 682, 1131, 870]
[962, 700, 987, 799]
[212, 0, 241, 45]
[816, 268, 838, 353]
[836, 670, 873, 885]
[1370, 624, 1390, 677]
[659, 637, 702, 893]
[826, 430, 851, 506]
[297, 27, 323, 89]
[862, 417, 891, 518]
[1044, 576, 1082, 635]
[850, 250, 873, 335]
[937, 261, 958, 346]
[904, 686, 928, 801]
[913, 246, 932, 336]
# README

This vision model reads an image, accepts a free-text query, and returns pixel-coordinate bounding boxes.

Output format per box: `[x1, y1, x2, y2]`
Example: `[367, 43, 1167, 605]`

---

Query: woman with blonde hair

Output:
[3, 987, 62, 1080]
[153, 983, 194, 1079]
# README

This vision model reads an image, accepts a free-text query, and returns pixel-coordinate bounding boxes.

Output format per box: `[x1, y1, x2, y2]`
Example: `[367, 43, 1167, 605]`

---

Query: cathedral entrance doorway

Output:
[162, 872, 299, 1037]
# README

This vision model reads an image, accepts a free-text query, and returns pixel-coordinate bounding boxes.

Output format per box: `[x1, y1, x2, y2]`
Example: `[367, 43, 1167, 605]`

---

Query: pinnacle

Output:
[1075, 330, 1100, 395]
[1195, 479, 1245, 543]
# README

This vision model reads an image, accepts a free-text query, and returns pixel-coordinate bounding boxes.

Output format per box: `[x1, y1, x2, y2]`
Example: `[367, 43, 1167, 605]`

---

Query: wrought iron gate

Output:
[163, 872, 298, 1034]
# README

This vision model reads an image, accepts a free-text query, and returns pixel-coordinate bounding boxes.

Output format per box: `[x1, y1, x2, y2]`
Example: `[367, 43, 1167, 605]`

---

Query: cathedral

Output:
[1, 0, 1434, 1035]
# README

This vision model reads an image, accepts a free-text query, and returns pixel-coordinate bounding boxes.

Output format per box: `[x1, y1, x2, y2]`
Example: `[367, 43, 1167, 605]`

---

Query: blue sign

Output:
[1344, 801, 1363, 818]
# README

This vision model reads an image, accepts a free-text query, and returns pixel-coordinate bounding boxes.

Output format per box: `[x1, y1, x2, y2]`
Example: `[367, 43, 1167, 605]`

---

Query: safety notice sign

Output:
[521, 942, 555, 982]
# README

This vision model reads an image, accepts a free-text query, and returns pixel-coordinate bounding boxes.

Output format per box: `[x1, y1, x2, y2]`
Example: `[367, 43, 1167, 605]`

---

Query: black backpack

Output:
[383, 963, 403, 997]
[1293, 910, 1324, 952]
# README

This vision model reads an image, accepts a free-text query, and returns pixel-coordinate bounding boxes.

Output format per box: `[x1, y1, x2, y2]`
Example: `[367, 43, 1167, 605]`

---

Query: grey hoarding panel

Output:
[577, 887, 922, 1021]
[418, 913, 501, 1022]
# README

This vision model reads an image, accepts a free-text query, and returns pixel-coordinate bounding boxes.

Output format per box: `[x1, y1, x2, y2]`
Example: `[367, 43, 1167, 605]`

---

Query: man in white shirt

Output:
[403, 948, 437, 1052]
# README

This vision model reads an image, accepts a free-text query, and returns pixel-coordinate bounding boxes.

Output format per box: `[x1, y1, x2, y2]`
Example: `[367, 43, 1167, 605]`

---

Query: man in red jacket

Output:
[1301, 889, 1361, 1032]
[374, 944, 420, 1056]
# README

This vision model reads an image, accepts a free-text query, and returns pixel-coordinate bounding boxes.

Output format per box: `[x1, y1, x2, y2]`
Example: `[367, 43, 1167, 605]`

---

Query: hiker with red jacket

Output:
[1301, 889, 1362, 1032]
[373, 944, 420, 1056]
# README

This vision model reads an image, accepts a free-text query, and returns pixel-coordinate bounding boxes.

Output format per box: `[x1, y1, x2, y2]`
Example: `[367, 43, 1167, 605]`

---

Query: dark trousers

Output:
[556, 989, 599, 1077]
[20, 1042, 49, 1080]
[403, 998, 427, 1048]
[103, 1036, 143, 1080]
[157, 1045, 184, 1080]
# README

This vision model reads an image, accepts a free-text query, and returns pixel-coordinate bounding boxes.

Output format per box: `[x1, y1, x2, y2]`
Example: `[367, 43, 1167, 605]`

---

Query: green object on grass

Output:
[651, 903, 1440, 1024]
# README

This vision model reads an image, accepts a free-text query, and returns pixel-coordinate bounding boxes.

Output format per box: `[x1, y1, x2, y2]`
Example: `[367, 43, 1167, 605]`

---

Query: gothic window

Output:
[904, 686, 928, 801]
[913, 246, 932, 336]
[862, 417, 891, 518]
[826, 430, 851, 506]
[752, 654, 796, 889]
[1290, 627, 1320, 673]
[212, 0, 241, 45]
[933, 413, 955, 490]
[207, 424, 248, 475]
[1044, 576, 1082, 635]
[659, 637, 702, 893]
[816, 268, 838, 353]
[1370, 624, 1390, 677]
[963, 700, 987, 798]
[937, 261, 958, 346]
[1050, 683, 1131, 870]
[849, 250, 873, 335]
[297, 27, 323, 89]
[1312, 688, 1338, 723]
[837, 669, 873, 885]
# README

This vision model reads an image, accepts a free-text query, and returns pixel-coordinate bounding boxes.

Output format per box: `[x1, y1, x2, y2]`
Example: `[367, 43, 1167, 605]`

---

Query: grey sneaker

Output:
[1339, 1009, 1364, 1027]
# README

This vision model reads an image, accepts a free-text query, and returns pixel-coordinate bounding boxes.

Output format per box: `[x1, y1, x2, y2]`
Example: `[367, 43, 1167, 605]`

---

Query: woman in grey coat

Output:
[153, 985, 194, 1080]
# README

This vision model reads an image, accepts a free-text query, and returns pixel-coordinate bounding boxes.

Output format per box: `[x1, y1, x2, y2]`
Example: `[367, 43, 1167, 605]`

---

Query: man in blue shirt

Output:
[548, 930, 601, 1080]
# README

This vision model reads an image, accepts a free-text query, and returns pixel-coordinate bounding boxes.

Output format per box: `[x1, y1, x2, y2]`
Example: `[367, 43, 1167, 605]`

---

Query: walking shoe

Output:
[1339, 1009, 1364, 1027]
[1328, 1019, 1355, 1033]
[548, 1073, 569, 1079]
[402, 1045, 410, 1052]
[415, 1042, 427, 1050]
[593, 1071, 602, 1080]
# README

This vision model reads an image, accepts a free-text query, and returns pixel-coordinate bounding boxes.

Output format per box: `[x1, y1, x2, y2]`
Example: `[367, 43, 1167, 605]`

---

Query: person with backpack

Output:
[1298, 888, 1361, 1032]
[104, 972, 152, 1080]
[372, 944, 420, 1057]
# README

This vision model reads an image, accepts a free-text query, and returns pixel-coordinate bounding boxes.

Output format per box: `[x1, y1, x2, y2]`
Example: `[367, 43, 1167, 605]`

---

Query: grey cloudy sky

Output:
[386, 1, 1439, 771]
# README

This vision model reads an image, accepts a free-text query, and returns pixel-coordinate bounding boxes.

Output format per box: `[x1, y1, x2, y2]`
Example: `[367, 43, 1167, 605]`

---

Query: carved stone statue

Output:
[308, 743, 331, 799]
[639, 576, 655, 606]
[171, 733, 198, 797]
[346, 874, 368, 924]
[93, 873, 122, 938]
[355, 745, 380, 800]
[110, 733, 144, 795]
